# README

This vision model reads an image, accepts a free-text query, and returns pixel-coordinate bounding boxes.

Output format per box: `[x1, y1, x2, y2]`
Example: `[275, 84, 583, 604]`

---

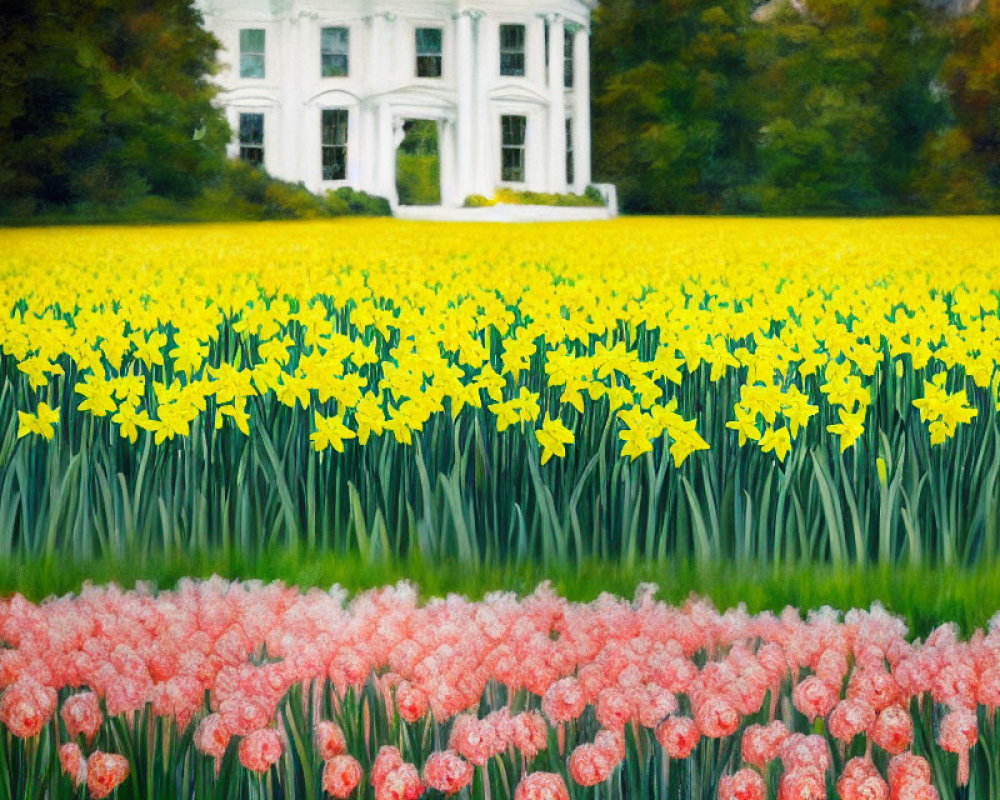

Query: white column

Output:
[455, 11, 474, 201]
[547, 14, 566, 192]
[528, 16, 546, 86]
[277, 15, 296, 183]
[473, 12, 491, 196]
[360, 104, 378, 193]
[440, 118, 457, 206]
[572, 25, 591, 189]
[377, 101, 396, 204]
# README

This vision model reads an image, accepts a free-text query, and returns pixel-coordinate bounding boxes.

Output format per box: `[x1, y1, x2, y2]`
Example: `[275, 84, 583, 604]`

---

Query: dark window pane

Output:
[417, 56, 442, 77]
[565, 118, 574, 185]
[500, 24, 524, 50]
[239, 29, 265, 78]
[322, 54, 348, 77]
[501, 149, 524, 182]
[321, 27, 349, 76]
[502, 115, 526, 146]
[239, 113, 264, 145]
[321, 27, 348, 52]
[564, 35, 574, 88]
[240, 146, 264, 166]
[416, 28, 442, 54]
[323, 148, 346, 180]
[322, 109, 348, 180]
[499, 24, 525, 76]
[322, 109, 348, 145]
[501, 115, 526, 182]
[240, 29, 264, 52]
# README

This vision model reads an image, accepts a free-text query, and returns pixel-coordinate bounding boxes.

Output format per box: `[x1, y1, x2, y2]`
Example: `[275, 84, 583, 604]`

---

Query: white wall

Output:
[197, 0, 596, 206]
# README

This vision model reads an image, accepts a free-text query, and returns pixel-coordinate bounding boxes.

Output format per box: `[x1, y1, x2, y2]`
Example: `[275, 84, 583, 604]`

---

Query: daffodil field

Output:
[3, 216, 1000, 800]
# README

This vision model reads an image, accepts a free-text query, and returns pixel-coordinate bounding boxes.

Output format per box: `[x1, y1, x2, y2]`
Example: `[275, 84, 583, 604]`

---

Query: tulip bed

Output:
[3, 217, 1000, 800]
[2, 580, 1000, 800]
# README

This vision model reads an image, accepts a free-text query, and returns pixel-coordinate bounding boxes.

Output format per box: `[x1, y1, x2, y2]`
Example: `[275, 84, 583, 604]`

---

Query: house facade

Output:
[195, 0, 596, 207]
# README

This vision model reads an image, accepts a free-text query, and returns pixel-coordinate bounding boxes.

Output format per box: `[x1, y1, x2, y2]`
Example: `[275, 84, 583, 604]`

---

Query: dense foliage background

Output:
[1, 0, 998, 217]
[592, 0, 1000, 213]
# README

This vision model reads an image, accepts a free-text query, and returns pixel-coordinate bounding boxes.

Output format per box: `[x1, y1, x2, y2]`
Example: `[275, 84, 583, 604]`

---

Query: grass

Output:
[2, 551, 996, 638]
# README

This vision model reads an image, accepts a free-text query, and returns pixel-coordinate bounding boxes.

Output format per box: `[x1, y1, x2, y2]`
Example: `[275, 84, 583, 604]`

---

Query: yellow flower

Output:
[76, 377, 117, 417]
[216, 401, 251, 436]
[311, 411, 355, 452]
[758, 425, 791, 462]
[536, 414, 574, 464]
[726, 404, 761, 446]
[18, 402, 60, 440]
[826, 406, 866, 452]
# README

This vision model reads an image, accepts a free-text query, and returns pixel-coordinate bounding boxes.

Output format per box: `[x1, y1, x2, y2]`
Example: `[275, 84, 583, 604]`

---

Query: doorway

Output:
[395, 119, 441, 206]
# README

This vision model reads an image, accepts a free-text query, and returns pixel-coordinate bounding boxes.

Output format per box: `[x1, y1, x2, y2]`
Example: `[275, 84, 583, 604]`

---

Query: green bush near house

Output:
[463, 186, 605, 208]
[0, 160, 391, 225]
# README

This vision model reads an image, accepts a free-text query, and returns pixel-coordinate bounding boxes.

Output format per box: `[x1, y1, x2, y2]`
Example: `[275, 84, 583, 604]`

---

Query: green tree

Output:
[929, 0, 1000, 208]
[591, 0, 758, 213]
[744, 0, 951, 214]
[0, 0, 230, 213]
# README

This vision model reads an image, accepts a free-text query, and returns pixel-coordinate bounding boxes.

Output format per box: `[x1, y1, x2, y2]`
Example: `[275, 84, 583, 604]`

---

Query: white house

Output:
[195, 0, 596, 208]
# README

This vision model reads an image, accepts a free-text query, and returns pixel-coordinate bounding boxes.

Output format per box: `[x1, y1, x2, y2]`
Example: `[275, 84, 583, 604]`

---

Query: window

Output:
[566, 118, 574, 186]
[321, 27, 349, 77]
[564, 33, 574, 88]
[239, 29, 265, 79]
[501, 115, 526, 182]
[239, 113, 264, 166]
[415, 28, 442, 78]
[499, 24, 525, 76]
[322, 109, 348, 180]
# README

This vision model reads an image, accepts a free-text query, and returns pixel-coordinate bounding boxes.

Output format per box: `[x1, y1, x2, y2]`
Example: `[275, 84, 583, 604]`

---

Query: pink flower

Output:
[239, 728, 283, 773]
[717, 768, 766, 800]
[637, 684, 679, 728]
[779, 733, 830, 774]
[510, 711, 548, 761]
[655, 716, 700, 759]
[447, 713, 505, 766]
[62, 691, 104, 744]
[741, 721, 789, 769]
[888, 753, 931, 787]
[59, 742, 86, 787]
[514, 771, 570, 800]
[0, 677, 57, 739]
[938, 707, 977, 786]
[541, 677, 586, 725]
[568, 743, 615, 786]
[422, 750, 473, 795]
[593, 728, 626, 761]
[315, 720, 347, 759]
[595, 687, 634, 731]
[827, 698, 876, 744]
[395, 681, 428, 723]
[694, 695, 741, 738]
[846, 667, 899, 712]
[323, 755, 363, 798]
[371, 745, 404, 788]
[86, 751, 130, 800]
[777, 766, 826, 800]
[870, 705, 912, 755]
[376, 762, 423, 800]
[836, 758, 887, 800]
[792, 676, 839, 723]
[194, 713, 231, 760]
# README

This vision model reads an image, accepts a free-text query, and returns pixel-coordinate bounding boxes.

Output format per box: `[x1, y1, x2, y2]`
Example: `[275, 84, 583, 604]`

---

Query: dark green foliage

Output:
[591, 0, 1000, 214]
[462, 189, 605, 207]
[0, 0, 231, 215]
[0, 161, 391, 224]
[396, 120, 441, 206]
